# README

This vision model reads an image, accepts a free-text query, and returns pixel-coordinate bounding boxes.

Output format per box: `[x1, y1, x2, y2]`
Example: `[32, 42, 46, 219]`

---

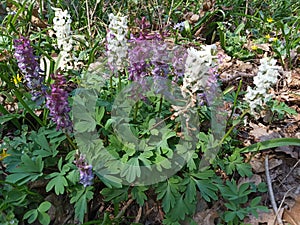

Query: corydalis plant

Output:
[52, 7, 79, 70]
[74, 152, 93, 187]
[182, 45, 217, 94]
[46, 73, 72, 132]
[106, 13, 128, 72]
[128, 17, 184, 82]
[244, 57, 281, 116]
[13, 36, 45, 104]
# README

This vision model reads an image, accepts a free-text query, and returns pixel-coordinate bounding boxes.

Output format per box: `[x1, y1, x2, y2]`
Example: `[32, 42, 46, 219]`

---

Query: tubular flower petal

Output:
[46, 73, 72, 132]
[13, 36, 46, 104]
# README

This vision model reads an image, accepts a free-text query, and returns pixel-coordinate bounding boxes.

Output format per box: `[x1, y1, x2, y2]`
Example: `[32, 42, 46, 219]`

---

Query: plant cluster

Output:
[0, 0, 299, 225]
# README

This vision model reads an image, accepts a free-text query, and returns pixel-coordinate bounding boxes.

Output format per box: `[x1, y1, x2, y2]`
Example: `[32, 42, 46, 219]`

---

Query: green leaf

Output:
[194, 178, 218, 202]
[169, 195, 189, 221]
[38, 212, 50, 225]
[120, 157, 141, 183]
[250, 196, 262, 207]
[101, 187, 129, 203]
[46, 175, 68, 195]
[37, 201, 51, 212]
[224, 211, 237, 222]
[156, 178, 181, 213]
[185, 178, 197, 203]
[241, 138, 300, 153]
[74, 120, 96, 133]
[66, 170, 80, 184]
[6, 155, 44, 185]
[224, 202, 237, 211]
[0, 114, 21, 124]
[131, 186, 148, 206]
[70, 186, 94, 223]
[95, 106, 105, 124]
[23, 209, 38, 224]
[236, 163, 253, 177]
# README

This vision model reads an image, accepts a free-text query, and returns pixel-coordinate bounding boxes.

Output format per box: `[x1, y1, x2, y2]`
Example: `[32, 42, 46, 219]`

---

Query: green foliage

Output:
[23, 201, 51, 225]
[70, 186, 94, 223]
[46, 158, 71, 195]
[241, 137, 300, 153]
[1, 0, 300, 224]
[6, 154, 44, 185]
[218, 22, 255, 59]
[101, 186, 129, 204]
[131, 186, 148, 206]
[268, 100, 297, 121]
[223, 150, 253, 177]
[156, 176, 197, 222]
[219, 180, 268, 224]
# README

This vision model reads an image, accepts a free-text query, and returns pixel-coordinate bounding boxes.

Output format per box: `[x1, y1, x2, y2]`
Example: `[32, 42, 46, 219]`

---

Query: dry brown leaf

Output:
[0, 49, 10, 62]
[249, 122, 282, 142]
[275, 146, 299, 159]
[238, 174, 262, 186]
[31, 15, 48, 28]
[250, 156, 282, 173]
[288, 69, 300, 88]
[193, 209, 218, 225]
[189, 14, 199, 23]
[244, 209, 284, 225]
[236, 60, 253, 72]
[283, 195, 300, 225]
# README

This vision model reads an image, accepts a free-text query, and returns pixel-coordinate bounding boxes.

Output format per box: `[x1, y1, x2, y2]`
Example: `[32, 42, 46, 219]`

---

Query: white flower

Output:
[106, 13, 128, 72]
[52, 7, 72, 50]
[244, 57, 281, 115]
[182, 45, 217, 94]
[52, 7, 83, 71]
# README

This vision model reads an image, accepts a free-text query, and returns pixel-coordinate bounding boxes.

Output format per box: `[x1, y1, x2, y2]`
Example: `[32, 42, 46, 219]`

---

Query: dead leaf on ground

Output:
[250, 156, 282, 173]
[244, 209, 284, 225]
[193, 209, 218, 225]
[249, 122, 282, 142]
[236, 60, 253, 72]
[238, 174, 262, 186]
[288, 69, 300, 88]
[275, 146, 299, 159]
[283, 195, 300, 225]
[189, 14, 199, 23]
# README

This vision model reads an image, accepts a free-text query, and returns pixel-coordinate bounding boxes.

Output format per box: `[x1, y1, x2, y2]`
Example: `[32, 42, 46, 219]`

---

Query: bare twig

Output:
[275, 187, 295, 225]
[85, 0, 91, 37]
[115, 198, 134, 219]
[134, 206, 143, 223]
[167, 0, 174, 26]
[242, 0, 249, 23]
[265, 155, 283, 225]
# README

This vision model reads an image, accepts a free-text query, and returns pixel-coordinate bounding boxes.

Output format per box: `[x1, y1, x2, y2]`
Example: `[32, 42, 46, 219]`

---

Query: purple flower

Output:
[13, 36, 46, 104]
[172, 46, 187, 82]
[173, 21, 185, 31]
[46, 73, 72, 132]
[205, 67, 219, 104]
[74, 153, 93, 187]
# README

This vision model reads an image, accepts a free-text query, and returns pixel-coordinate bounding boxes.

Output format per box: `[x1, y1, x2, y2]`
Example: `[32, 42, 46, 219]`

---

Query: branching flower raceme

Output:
[52, 7, 78, 70]
[106, 13, 128, 73]
[182, 45, 217, 94]
[244, 57, 281, 115]
[172, 45, 219, 118]
[74, 153, 94, 187]
[14, 36, 46, 104]
[46, 73, 72, 132]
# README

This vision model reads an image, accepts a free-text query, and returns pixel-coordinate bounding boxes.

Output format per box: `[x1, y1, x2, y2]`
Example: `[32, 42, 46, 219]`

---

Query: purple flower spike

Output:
[74, 153, 94, 187]
[46, 73, 72, 132]
[205, 67, 219, 105]
[13, 36, 46, 104]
